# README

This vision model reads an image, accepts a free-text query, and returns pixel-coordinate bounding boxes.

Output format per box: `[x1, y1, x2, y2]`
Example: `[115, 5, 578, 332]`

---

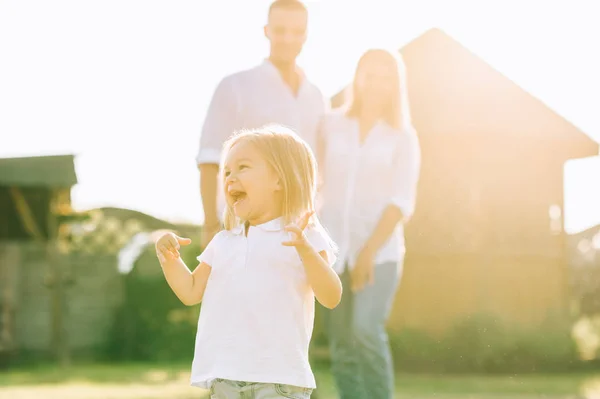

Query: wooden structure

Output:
[332, 29, 599, 334]
[0, 154, 78, 366]
[1, 164, 200, 364]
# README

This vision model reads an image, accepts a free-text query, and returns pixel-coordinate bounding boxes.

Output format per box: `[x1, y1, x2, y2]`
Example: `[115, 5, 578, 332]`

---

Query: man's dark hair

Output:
[268, 0, 307, 15]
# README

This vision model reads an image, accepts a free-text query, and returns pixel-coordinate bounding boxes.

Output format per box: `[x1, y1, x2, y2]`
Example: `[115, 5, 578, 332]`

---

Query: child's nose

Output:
[226, 173, 237, 183]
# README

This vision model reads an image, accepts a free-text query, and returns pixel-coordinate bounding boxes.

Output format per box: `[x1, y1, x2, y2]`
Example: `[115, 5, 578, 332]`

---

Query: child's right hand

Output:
[155, 232, 192, 262]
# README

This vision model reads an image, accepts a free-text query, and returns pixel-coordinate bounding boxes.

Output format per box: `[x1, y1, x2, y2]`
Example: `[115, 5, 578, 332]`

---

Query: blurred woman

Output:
[317, 49, 421, 399]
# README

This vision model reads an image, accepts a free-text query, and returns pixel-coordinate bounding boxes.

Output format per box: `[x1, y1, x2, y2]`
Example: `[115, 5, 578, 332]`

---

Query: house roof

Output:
[332, 28, 598, 147]
[0, 154, 78, 187]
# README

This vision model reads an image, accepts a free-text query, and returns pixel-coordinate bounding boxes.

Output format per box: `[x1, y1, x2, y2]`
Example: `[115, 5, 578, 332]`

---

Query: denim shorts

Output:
[210, 378, 313, 399]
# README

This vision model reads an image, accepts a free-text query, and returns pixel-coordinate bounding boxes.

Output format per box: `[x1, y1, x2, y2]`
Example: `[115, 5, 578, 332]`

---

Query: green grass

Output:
[0, 362, 598, 398]
[0, 361, 189, 386]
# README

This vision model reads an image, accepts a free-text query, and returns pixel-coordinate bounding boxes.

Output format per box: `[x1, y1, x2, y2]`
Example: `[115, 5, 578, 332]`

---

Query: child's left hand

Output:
[282, 211, 314, 249]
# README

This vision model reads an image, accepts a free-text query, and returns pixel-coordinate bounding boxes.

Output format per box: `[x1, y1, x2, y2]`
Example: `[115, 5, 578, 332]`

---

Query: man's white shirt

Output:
[196, 60, 328, 219]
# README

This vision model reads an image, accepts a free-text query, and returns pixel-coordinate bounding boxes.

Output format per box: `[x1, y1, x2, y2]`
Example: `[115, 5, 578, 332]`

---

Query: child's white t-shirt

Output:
[190, 218, 336, 389]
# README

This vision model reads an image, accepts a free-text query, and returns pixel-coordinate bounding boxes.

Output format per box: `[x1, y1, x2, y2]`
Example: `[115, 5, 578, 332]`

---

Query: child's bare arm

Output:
[159, 257, 211, 306]
[282, 213, 342, 309]
[156, 232, 211, 306]
[295, 245, 342, 309]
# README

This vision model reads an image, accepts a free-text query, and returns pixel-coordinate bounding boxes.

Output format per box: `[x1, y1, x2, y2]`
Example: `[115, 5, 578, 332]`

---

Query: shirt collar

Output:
[230, 217, 284, 235]
[261, 59, 306, 87]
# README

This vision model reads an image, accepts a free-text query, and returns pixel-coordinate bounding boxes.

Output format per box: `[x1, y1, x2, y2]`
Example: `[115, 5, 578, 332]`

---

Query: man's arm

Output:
[196, 76, 239, 239]
[200, 164, 220, 230]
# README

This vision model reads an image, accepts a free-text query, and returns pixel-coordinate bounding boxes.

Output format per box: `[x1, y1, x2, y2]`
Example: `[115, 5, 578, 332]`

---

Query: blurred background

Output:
[1, 0, 600, 398]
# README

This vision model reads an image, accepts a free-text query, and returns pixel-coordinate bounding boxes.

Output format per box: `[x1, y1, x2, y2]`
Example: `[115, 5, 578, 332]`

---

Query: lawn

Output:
[0, 362, 598, 399]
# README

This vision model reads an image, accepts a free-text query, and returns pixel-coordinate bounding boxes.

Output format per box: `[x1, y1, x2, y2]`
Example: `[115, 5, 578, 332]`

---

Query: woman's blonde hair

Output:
[345, 48, 412, 130]
[220, 124, 319, 231]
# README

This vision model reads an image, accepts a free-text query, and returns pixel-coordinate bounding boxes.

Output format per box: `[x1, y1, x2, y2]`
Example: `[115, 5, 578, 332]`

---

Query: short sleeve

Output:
[305, 225, 337, 267]
[320, 88, 331, 113]
[196, 231, 224, 267]
[196, 77, 239, 165]
[389, 127, 421, 222]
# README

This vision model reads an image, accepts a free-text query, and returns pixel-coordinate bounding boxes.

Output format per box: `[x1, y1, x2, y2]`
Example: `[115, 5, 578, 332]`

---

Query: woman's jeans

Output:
[325, 261, 401, 399]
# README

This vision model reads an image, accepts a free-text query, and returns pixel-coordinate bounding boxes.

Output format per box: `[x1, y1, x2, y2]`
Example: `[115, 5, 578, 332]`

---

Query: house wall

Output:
[383, 33, 590, 334]
[389, 253, 569, 335]
[328, 30, 599, 335]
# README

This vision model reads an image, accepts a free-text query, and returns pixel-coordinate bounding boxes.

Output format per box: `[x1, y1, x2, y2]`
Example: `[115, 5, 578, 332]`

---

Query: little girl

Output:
[155, 125, 342, 399]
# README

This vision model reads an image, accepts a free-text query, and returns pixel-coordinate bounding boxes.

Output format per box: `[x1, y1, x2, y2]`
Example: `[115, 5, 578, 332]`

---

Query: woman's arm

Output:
[351, 130, 421, 291]
[363, 130, 421, 255]
[361, 206, 404, 257]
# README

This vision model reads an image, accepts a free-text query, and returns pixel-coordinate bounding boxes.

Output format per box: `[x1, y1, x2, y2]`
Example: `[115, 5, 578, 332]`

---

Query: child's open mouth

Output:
[229, 190, 247, 207]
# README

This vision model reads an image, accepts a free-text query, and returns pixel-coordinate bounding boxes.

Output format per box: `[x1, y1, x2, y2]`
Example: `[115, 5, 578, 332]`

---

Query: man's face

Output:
[264, 7, 308, 64]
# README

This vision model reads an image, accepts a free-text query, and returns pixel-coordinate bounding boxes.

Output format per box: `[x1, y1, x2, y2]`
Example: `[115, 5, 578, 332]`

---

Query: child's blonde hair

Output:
[221, 124, 319, 231]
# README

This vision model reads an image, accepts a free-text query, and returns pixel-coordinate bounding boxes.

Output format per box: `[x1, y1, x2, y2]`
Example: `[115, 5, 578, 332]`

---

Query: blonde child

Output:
[155, 125, 342, 399]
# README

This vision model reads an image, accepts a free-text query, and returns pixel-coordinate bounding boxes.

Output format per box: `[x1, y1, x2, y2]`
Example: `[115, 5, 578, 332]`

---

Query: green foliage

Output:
[104, 244, 583, 374]
[389, 313, 581, 373]
[104, 243, 202, 362]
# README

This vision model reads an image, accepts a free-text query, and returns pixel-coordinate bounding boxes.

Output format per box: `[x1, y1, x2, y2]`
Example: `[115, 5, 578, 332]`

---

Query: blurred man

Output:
[197, 0, 328, 248]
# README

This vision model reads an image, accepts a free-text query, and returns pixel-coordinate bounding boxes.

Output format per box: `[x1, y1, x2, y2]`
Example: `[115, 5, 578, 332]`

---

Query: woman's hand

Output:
[155, 232, 192, 262]
[350, 248, 375, 292]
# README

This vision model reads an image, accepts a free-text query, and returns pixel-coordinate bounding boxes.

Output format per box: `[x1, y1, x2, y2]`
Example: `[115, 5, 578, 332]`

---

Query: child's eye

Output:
[239, 165, 249, 170]
[224, 170, 231, 177]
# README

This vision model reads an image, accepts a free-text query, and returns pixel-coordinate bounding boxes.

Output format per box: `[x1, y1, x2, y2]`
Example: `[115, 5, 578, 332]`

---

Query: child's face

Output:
[223, 140, 282, 225]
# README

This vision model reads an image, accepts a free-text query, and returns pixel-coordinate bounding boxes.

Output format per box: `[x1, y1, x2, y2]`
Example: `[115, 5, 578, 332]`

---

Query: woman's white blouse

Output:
[317, 112, 421, 274]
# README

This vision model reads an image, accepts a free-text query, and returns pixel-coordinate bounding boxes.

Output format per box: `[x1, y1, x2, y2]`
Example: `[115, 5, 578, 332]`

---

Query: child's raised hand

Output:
[282, 211, 314, 248]
[155, 232, 192, 262]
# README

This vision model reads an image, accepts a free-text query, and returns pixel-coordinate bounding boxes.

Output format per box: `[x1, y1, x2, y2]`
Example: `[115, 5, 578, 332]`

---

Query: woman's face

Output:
[355, 52, 398, 110]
